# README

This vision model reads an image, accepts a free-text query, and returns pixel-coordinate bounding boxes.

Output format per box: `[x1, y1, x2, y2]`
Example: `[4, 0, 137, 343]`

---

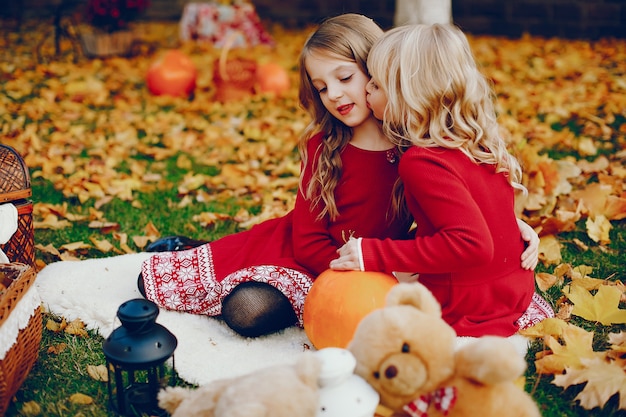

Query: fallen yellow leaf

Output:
[65, 318, 89, 337]
[19, 400, 41, 417]
[553, 357, 626, 410]
[534, 324, 601, 374]
[87, 364, 108, 382]
[586, 214, 612, 244]
[69, 393, 94, 405]
[565, 283, 626, 325]
[538, 235, 562, 265]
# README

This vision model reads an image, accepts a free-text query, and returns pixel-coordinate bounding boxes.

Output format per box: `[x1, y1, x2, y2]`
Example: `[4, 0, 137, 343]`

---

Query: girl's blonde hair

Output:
[297, 14, 384, 220]
[367, 23, 525, 191]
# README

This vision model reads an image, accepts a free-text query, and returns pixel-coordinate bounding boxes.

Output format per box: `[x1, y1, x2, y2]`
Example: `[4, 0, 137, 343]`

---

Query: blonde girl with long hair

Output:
[331, 23, 553, 338]
[139, 14, 414, 338]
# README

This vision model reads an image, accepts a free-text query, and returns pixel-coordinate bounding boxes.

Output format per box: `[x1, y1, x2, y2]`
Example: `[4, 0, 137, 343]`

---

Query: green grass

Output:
[5, 176, 624, 416]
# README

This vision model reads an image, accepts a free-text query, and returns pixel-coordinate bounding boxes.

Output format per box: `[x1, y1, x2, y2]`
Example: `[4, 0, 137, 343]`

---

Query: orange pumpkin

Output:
[256, 62, 291, 96]
[303, 270, 397, 349]
[146, 49, 198, 97]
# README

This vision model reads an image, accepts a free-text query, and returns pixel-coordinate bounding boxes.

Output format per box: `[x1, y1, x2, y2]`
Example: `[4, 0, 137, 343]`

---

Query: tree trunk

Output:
[394, 0, 452, 26]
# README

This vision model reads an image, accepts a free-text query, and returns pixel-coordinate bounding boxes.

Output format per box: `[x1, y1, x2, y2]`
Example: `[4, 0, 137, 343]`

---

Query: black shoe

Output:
[145, 236, 207, 252]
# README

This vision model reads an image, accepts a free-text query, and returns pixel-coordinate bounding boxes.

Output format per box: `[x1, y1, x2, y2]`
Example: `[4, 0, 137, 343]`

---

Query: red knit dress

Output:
[141, 132, 410, 324]
[360, 146, 539, 337]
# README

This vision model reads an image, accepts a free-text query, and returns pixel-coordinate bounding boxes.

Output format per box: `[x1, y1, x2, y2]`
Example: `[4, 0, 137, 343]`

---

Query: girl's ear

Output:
[385, 282, 442, 317]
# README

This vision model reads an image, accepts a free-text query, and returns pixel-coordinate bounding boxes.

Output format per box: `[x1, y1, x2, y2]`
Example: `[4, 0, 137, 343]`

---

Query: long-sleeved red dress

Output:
[360, 146, 537, 337]
[141, 132, 410, 324]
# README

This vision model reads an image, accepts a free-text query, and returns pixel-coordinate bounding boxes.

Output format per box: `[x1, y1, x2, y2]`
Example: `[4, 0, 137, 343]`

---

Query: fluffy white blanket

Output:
[35, 253, 312, 386]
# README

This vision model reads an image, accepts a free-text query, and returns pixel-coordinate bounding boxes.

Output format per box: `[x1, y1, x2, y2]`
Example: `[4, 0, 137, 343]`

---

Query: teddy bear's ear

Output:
[385, 282, 442, 317]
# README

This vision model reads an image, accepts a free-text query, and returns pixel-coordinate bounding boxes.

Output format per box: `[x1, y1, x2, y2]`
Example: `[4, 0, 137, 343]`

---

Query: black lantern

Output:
[103, 298, 177, 416]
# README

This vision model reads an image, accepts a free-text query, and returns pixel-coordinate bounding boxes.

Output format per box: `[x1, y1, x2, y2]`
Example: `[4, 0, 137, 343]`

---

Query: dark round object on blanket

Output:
[222, 281, 298, 338]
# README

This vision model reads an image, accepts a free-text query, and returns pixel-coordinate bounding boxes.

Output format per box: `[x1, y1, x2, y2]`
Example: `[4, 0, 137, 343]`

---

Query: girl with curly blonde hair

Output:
[331, 23, 553, 338]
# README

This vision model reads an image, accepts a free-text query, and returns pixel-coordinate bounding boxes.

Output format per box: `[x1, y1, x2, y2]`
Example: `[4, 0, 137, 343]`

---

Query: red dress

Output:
[141, 132, 410, 324]
[360, 146, 538, 337]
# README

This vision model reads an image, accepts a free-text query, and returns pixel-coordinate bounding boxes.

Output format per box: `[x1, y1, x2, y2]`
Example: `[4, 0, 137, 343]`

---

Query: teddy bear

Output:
[157, 350, 321, 417]
[157, 347, 381, 417]
[347, 282, 542, 417]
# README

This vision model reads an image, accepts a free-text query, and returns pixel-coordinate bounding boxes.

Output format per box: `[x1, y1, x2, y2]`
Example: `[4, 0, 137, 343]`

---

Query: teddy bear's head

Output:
[347, 282, 457, 411]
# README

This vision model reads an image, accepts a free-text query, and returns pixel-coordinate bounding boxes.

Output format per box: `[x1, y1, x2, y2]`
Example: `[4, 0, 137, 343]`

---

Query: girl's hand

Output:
[517, 218, 539, 270]
[329, 238, 361, 271]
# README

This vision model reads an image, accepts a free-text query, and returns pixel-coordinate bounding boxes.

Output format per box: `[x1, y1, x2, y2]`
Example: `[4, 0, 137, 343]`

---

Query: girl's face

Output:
[305, 53, 373, 128]
[365, 78, 388, 121]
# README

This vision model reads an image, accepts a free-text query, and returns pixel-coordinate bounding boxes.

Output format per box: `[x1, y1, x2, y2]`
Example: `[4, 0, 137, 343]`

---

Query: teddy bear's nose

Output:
[384, 365, 398, 379]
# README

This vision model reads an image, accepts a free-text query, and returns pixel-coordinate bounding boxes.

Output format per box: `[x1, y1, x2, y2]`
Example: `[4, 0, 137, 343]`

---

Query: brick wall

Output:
[4, 0, 626, 39]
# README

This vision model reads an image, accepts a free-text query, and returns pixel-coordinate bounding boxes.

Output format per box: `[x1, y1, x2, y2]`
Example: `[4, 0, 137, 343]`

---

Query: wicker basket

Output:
[0, 145, 35, 268]
[212, 32, 258, 103]
[0, 263, 42, 415]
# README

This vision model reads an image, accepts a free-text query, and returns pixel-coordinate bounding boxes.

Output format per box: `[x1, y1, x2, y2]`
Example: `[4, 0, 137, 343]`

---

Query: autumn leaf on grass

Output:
[570, 275, 608, 291]
[59, 252, 82, 261]
[519, 317, 569, 339]
[89, 220, 121, 233]
[33, 214, 71, 230]
[534, 324, 601, 374]
[133, 235, 152, 249]
[19, 401, 41, 416]
[47, 342, 68, 354]
[570, 182, 626, 221]
[69, 393, 94, 405]
[46, 318, 67, 332]
[586, 215, 612, 244]
[178, 173, 209, 195]
[35, 243, 61, 257]
[143, 221, 161, 238]
[60, 241, 92, 252]
[89, 237, 118, 253]
[538, 235, 562, 265]
[87, 364, 108, 382]
[605, 195, 626, 221]
[193, 211, 232, 227]
[553, 357, 626, 411]
[535, 272, 560, 292]
[113, 232, 136, 254]
[65, 318, 89, 337]
[565, 283, 626, 325]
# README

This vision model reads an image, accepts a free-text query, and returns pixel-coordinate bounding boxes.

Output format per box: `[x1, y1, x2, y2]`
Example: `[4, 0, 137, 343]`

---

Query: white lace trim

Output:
[0, 285, 41, 360]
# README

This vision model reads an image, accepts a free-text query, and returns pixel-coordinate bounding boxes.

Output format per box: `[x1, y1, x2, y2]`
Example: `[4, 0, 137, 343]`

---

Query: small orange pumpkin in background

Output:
[146, 49, 198, 97]
[256, 62, 291, 96]
[303, 270, 397, 349]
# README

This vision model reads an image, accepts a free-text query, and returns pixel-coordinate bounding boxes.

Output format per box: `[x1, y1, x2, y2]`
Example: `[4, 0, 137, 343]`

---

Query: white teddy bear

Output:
[316, 347, 380, 417]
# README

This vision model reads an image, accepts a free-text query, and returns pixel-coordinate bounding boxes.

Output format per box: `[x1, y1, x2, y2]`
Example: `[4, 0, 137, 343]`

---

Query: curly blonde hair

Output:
[297, 14, 384, 220]
[367, 23, 525, 191]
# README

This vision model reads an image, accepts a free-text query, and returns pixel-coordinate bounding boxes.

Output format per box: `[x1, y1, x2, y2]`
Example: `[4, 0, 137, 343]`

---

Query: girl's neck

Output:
[349, 117, 393, 151]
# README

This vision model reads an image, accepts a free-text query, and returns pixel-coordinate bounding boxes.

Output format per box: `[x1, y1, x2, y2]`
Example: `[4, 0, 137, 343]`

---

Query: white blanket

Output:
[35, 253, 312, 386]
